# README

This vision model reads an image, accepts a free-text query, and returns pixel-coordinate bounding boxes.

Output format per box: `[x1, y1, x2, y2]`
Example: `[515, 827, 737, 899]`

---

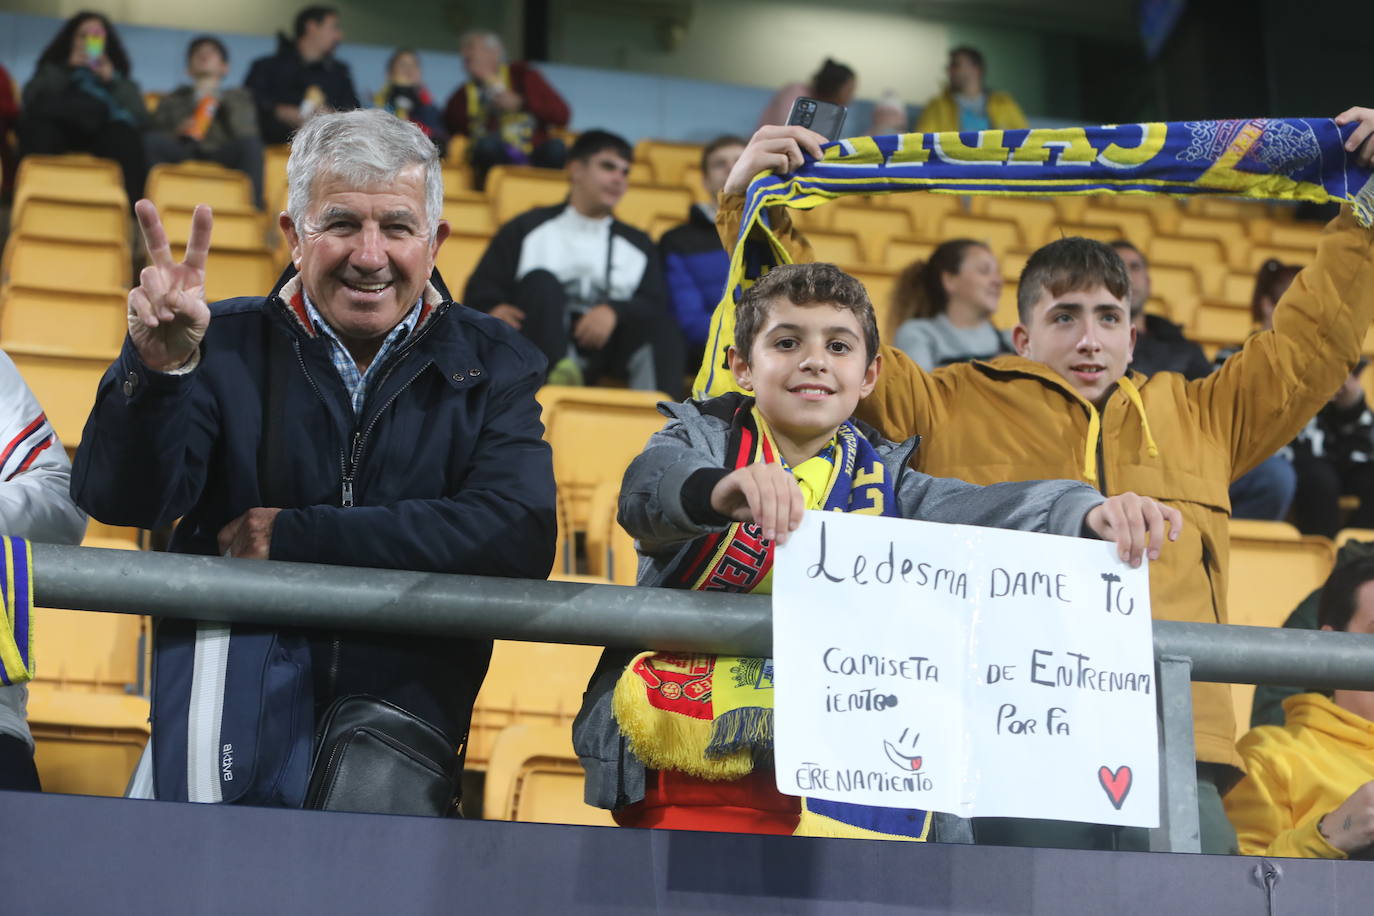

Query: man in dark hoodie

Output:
[245, 5, 359, 145]
[1111, 240, 1212, 380]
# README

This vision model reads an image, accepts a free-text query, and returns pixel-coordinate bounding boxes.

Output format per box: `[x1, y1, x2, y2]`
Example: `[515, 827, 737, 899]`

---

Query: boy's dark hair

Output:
[569, 129, 632, 165]
[700, 134, 747, 172]
[187, 35, 228, 65]
[37, 11, 130, 77]
[735, 263, 879, 364]
[949, 46, 986, 73]
[294, 6, 337, 39]
[810, 58, 855, 101]
[1016, 236, 1131, 323]
[1251, 258, 1302, 324]
[1318, 557, 1374, 632]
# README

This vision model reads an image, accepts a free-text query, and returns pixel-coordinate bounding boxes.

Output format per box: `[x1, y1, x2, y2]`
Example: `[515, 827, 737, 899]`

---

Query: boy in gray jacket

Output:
[574, 262, 1179, 839]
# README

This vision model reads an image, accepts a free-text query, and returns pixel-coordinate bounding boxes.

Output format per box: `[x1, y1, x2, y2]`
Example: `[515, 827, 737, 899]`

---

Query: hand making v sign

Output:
[127, 199, 214, 373]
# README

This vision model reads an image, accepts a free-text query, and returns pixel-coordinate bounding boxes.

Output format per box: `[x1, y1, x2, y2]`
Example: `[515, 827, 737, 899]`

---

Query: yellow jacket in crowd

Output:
[1225, 692, 1374, 857]
[914, 91, 1028, 133]
[716, 198, 1374, 770]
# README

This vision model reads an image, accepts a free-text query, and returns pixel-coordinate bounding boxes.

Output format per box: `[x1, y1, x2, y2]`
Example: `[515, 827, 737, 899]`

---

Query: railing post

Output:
[1150, 653, 1200, 853]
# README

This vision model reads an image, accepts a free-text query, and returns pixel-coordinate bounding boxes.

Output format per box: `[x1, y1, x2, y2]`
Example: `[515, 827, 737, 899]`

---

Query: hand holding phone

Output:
[786, 96, 847, 142]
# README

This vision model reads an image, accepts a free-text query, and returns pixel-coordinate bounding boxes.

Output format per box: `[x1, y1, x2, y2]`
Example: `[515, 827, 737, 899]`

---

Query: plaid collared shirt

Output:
[302, 294, 422, 415]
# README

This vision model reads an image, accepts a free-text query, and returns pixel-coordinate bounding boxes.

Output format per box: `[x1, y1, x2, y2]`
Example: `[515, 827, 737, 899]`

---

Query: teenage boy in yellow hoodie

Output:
[1226, 557, 1374, 858]
[711, 108, 1374, 852]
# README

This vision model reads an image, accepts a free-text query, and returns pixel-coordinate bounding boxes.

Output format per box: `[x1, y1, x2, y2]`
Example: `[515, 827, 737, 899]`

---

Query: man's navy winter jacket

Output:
[71, 267, 556, 803]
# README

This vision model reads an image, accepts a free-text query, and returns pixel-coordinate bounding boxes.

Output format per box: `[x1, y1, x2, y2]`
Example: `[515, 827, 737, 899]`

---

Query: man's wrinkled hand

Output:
[217, 507, 282, 560]
[572, 304, 617, 351]
[128, 199, 213, 373]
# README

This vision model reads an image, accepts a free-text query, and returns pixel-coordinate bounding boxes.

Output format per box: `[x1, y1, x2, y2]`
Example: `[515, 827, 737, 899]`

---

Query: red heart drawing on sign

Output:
[1098, 765, 1132, 809]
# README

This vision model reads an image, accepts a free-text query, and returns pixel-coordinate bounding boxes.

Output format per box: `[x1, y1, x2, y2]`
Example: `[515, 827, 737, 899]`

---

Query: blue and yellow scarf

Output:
[696, 118, 1374, 397]
[0, 538, 35, 686]
[614, 396, 930, 839]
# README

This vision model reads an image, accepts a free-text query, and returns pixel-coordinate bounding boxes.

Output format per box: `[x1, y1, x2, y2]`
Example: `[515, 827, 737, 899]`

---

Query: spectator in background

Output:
[868, 90, 909, 136]
[660, 135, 745, 370]
[245, 5, 359, 145]
[915, 46, 1027, 134]
[0, 63, 18, 202]
[1112, 241, 1211, 380]
[757, 58, 856, 131]
[445, 30, 569, 190]
[73, 109, 555, 811]
[1288, 361, 1374, 537]
[1226, 558, 1374, 858]
[145, 37, 265, 207]
[0, 351, 88, 791]
[18, 11, 148, 204]
[464, 130, 682, 394]
[375, 49, 446, 155]
[891, 239, 1011, 370]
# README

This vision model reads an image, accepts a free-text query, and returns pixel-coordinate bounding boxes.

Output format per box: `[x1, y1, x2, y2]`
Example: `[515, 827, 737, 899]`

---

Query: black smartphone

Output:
[786, 96, 847, 142]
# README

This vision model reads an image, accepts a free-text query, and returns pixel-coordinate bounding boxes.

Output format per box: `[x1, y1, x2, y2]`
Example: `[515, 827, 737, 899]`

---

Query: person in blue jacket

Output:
[659, 135, 746, 369]
[71, 108, 556, 810]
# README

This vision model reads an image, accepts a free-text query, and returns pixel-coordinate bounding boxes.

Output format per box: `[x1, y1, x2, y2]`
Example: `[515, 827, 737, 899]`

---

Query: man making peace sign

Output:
[73, 108, 556, 811]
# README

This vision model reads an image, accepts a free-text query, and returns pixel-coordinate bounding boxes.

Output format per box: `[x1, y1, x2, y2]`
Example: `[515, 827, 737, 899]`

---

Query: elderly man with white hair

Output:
[444, 28, 570, 188]
[73, 108, 556, 813]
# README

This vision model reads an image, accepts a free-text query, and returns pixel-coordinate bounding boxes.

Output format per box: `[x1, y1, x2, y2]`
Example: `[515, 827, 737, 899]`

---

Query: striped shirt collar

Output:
[302, 292, 422, 415]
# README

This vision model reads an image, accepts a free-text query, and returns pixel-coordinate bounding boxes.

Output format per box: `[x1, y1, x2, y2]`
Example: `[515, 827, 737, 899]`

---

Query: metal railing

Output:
[29, 543, 1374, 853]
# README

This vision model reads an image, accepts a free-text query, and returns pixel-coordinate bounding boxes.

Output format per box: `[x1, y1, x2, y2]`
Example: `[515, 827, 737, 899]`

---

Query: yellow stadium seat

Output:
[583, 479, 639, 585]
[1191, 301, 1253, 347]
[636, 140, 704, 188]
[645, 213, 684, 242]
[486, 166, 568, 225]
[1077, 206, 1154, 250]
[1149, 235, 1227, 298]
[830, 204, 915, 264]
[1149, 263, 1203, 329]
[483, 723, 617, 825]
[970, 197, 1058, 249]
[681, 166, 710, 204]
[802, 228, 864, 265]
[1052, 196, 1088, 224]
[1248, 243, 1310, 271]
[1000, 247, 1032, 282]
[1230, 519, 1302, 541]
[203, 249, 285, 302]
[469, 641, 604, 767]
[540, 387, 669, 535]
[1220, 272, 1257, 309]
[1097, 195, 1183, 235]
[874, 192, 961, 240]
[13, 154, 127, 216]
[884, 236, 933, 270]
[938, 214, 1023, 259]
[162, 203, 267, 252]
[1175, 215, 1252, 270]
[434, 229, 492, 296]
[1052, 222, 1121, 245]
[27, 684, 150, 797]
[146, 161, 255, 212]
[1189, 197, 1270, 221]
[1265, 221, 1324, 252]
[617, 184, 694, 233]
[0, 286, 126, 359]
[627, 161, 656, 186]
[1227, 528, 1336, 735]
[444, 135, 471, 166]
[442, 162, 474, 196]
[443, 191, 496, 236]
[844, 265, 900, 340]
[1336, 528, 1374, 549]
[11, 196, 129, 246]
[1, 236, 130, 292]
[993, 284, 1020, 330]
[264, 144, 291, 217]
[3, 346, 111, 447]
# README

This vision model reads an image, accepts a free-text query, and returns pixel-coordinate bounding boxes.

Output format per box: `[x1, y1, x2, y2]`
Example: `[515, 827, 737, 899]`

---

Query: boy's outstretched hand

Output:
[1085, 492, 1183, 568]
[710, 461, 805, 545]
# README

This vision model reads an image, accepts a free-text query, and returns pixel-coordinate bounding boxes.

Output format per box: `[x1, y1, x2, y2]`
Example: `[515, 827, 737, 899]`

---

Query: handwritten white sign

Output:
[773, 511, 1158, 828]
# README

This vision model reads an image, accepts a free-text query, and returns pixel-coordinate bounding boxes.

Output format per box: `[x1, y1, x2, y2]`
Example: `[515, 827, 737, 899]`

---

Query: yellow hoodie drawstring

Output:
[1080, 376, 1160, 486]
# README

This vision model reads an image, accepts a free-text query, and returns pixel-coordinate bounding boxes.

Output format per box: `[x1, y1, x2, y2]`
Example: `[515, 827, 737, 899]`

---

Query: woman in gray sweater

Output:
[891, 238, 1013, 369]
